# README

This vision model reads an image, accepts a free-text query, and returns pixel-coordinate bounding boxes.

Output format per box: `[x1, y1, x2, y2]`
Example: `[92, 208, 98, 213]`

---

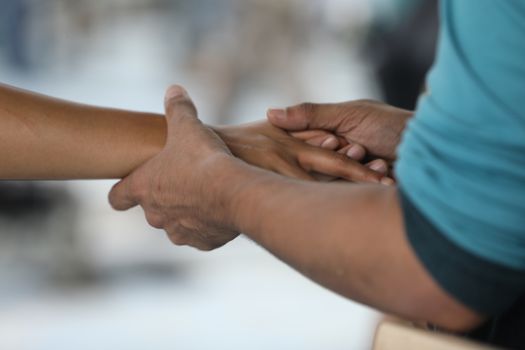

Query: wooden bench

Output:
[373, 319, 501, 350]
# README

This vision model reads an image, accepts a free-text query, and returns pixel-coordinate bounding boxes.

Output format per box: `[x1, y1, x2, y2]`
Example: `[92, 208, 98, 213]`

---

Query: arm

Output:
[0, 84, 385, 181]
[109, 86, 484, 332]
[227, 163, 483, 331]
[0, 83, 166, 179]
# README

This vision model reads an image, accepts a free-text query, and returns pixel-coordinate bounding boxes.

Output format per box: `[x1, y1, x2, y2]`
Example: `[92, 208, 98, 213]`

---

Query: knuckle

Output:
[196, 243, 216, 252]
[296, 151, 313, 170]
[297, 102, 316, 119]
[145, 213, 164, 229]
[167, 233, 187, 246]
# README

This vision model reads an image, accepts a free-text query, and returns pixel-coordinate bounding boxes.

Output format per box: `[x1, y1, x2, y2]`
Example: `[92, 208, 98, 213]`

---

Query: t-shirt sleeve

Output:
[399, 189, 525, 315]
[395, 0, 525, 316]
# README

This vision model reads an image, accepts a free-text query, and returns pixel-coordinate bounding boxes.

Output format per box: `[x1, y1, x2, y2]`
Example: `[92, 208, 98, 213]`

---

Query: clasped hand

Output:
[109, 85, 410, 250]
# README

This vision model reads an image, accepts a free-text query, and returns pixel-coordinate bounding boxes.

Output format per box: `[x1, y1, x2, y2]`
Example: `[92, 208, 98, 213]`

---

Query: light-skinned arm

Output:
[0, 83, 166, 179]
[0, 83, 386, 181]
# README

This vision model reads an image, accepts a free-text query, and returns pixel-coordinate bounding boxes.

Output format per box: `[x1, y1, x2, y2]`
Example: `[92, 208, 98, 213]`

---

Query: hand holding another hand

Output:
[108, 87, 399, 251]
[109, 86, 241, 250]
[267, 100, 413, 164]
[214, 121, 390, 184]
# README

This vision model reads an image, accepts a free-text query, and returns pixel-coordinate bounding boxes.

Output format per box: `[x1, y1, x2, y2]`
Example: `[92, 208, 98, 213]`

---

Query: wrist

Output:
[211, 156, 254, 232]
[210, 154, 280, 234]
[141, 114, 167, 155]
[208, 124, 239, 147]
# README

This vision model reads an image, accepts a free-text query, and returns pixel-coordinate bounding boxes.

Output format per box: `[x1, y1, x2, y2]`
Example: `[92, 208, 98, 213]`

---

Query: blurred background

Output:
[0, 0, 437, 349]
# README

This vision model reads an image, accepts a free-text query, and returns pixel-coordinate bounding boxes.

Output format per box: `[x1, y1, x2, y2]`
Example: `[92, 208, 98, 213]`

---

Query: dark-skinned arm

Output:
[108, 86, 484, 332]
[225, 163, 484, 331]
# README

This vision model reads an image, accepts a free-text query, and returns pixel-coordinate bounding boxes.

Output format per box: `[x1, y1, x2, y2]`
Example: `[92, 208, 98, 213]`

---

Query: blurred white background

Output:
[0, 0, 436, 349]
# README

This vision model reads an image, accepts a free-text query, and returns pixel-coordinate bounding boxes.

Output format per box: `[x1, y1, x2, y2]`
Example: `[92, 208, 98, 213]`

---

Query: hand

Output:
[109, 85, 241, 251]
[213, 121, 390, 183]
[267, 100, 413, 162]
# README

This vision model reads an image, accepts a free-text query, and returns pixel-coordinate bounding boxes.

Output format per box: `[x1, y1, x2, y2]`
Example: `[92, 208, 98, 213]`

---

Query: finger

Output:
[166, 224, 227, 251]
[272, 158, 316, 181]
[380, 177, 396, 186]
[166, 222, 193, 246]
[108, 178, 139, 211]
[365, 159, 395, 185]
[337, 142, 367, 161]
[290, 130, 347, 150]
[145, 211, 164, 229]
[289, 130, 333, 141]
[164, 85, 199, 124]
[366, 159, 389, 175]
[310, 172, 338, 182]
[167, 233, 190, 247]
[304, 134, 340, 149]
[298, 147, 383, 184]
[267, 103, 344, 132]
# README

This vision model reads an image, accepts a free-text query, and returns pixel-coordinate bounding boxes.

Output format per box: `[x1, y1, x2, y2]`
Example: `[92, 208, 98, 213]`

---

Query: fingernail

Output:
[381, 177, 395, 186]
[321, 136, 338, 149]
[165, 85, 187, 101]
[267, 108, 286, 121]
[346, 145, 364, 160]
[369, 161, 387, 173]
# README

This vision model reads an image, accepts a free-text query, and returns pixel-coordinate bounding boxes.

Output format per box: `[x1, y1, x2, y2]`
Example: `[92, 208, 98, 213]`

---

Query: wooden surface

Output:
[373, 320, 500, 350]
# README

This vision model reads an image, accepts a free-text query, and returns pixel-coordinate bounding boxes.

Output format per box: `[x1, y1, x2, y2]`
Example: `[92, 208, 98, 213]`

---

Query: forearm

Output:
[229, 165, 404, 300]
[224, 161, 481, 330]
[0, 84, 166, 179]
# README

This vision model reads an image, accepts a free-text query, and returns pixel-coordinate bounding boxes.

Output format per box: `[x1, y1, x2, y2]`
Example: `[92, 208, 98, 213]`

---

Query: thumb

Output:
[108, 177, 139, 211]
[267, 103, 342, 132]
[164, 85, 198, 123]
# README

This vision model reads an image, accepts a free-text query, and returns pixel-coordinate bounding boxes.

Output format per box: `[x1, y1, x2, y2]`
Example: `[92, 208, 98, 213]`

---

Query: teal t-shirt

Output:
[396, 0, 525, 271]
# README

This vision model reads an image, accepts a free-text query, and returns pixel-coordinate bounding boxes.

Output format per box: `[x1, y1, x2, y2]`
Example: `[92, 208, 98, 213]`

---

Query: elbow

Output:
[400, 287, 487, 333]
[427, 307, 486, 333]
[440, 317, 485, 334]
